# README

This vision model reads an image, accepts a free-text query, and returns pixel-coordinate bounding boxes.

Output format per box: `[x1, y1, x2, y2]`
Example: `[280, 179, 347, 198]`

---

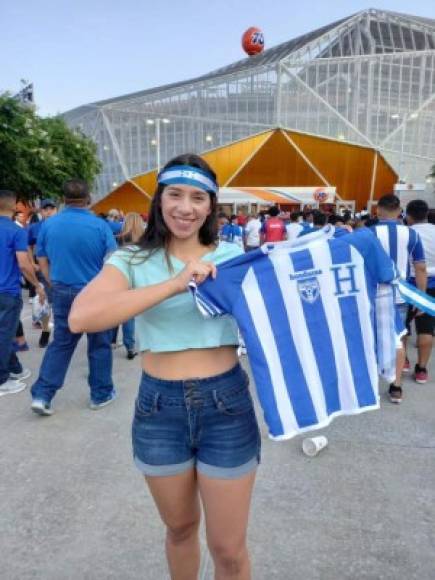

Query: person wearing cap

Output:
[28, 199, 58, 248]
[69, 154, 260, 579]
[28, 199, 58, 347]
[30, 179, 117, 416]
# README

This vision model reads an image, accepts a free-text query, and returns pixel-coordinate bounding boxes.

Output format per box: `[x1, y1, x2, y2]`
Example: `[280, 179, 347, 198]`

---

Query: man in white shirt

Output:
[244, 213, 262, 251]
[285, 212, 303, 242]
[405, 200, 435, 384]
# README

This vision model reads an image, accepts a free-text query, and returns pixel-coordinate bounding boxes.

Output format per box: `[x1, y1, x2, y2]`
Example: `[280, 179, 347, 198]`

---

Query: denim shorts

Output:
[132, 363, 261, 479]
[404, 287, 435, 337]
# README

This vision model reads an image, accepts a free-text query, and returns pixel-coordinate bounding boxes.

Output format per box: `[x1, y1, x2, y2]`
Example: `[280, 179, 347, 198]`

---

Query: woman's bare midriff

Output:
[141, 346, 239, 380]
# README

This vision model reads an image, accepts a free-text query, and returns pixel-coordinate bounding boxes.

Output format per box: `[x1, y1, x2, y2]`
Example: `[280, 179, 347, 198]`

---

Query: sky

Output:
[2, 0, 434, 117]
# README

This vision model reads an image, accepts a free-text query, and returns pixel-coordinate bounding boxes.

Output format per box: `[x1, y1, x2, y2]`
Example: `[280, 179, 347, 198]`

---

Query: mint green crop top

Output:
[105, 242, 243, 353]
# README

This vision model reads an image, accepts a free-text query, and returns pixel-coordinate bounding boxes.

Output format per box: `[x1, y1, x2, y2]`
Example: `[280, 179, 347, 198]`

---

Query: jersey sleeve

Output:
[14, 227, 28, 252]
[105, 249, 133, 286]
[190, 250, 260, 317]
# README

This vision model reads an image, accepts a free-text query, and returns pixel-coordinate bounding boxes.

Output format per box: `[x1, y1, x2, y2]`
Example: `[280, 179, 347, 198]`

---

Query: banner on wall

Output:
[217, 186, 337, 207]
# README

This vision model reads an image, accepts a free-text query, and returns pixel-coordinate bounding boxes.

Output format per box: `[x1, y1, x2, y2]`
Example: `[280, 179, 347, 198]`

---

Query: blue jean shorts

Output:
[132, 363, 261, 479]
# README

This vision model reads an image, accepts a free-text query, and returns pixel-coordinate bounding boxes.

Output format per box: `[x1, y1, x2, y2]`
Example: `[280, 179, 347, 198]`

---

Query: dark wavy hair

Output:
[136, 153, 218, 254]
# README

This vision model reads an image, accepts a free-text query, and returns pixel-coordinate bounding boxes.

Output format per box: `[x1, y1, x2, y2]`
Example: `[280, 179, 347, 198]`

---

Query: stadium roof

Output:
[62, 8, 435, 197]
[64, 8, 435, 116]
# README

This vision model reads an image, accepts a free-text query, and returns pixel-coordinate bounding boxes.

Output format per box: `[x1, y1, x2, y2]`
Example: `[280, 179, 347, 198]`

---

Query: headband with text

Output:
[158, 165, 218, 195]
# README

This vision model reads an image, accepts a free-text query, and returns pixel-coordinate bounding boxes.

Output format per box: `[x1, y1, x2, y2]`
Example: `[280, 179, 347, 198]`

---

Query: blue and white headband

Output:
[158, 165, 218, 195]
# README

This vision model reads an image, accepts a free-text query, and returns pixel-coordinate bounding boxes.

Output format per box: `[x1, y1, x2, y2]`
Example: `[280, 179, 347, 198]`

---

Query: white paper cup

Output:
[302, 436, 328, 457]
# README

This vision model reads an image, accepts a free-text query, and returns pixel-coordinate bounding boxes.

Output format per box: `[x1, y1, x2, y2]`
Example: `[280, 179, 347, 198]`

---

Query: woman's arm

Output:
[69, 260, 216, 334]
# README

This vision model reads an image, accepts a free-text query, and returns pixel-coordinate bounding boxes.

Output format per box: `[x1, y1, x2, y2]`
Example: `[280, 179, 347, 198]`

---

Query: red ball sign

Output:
[242, 27, 265, 56]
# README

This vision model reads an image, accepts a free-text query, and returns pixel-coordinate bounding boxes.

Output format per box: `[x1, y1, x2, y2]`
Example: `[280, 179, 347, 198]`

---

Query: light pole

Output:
[146, 118, 170, 171]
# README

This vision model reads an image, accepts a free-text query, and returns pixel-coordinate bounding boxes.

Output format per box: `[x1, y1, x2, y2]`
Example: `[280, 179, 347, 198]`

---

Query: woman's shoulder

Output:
[109, 244, 140, 259]
[105, 246, 167, 285]
[107, 245, 159, 265]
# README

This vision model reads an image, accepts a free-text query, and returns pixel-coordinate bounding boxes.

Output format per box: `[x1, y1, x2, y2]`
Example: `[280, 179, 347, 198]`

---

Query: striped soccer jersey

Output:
[370, 220, 425, 302]
[192, 227, 397, 440]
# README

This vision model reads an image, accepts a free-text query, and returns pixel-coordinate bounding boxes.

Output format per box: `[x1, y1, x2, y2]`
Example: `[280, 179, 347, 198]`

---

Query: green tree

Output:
[0, 94, 101, 200]
[429, 163, 435, 179]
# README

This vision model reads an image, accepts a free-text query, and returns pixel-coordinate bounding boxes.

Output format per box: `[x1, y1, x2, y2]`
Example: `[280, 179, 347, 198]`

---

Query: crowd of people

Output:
[218, 204, 435, 248]
[1, 156, 434, 578]
[1, 187, 434, 411]
[218, 199, 434, 402]
[0, 187, 149, 403]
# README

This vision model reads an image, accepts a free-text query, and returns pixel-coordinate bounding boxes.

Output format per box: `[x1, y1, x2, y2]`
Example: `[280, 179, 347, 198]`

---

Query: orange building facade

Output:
[92, 129, 397, 215]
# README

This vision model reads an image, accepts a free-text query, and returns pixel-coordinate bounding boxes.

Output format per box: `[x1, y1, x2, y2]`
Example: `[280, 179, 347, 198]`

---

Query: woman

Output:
[69, 154, 260, 579]
[111, 212, 145, 359]
[116, 211, 145, 247]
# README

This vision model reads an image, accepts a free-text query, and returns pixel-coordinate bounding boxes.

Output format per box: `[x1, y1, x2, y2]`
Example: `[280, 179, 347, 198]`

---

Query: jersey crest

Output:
[297, 277, 320, 304]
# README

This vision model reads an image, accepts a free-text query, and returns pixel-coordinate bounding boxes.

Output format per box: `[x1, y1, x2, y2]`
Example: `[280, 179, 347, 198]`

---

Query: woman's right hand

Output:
[172, 260, 217, 293]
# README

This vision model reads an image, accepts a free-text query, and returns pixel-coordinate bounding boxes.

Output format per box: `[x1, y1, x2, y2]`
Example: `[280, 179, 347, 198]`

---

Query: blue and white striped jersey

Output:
[370, 220, 425, 302]
[192, 228, 397, 440]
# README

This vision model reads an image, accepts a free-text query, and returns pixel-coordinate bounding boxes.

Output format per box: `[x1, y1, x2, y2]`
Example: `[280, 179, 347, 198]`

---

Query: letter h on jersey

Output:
[330, 264, 359, 296]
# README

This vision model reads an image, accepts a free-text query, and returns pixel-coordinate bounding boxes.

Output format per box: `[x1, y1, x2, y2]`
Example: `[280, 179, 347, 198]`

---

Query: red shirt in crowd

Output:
[261, 217, 286, 242]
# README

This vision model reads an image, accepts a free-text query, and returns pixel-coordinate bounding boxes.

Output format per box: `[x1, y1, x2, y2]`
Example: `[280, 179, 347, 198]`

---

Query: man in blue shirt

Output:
[30, 179, 117, 416]
[220, 214, 244, 247]
[0, 190, 46, 396]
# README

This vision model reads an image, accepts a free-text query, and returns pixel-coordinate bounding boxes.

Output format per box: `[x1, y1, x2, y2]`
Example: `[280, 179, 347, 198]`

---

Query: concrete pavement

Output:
[1, 303, 434, 579]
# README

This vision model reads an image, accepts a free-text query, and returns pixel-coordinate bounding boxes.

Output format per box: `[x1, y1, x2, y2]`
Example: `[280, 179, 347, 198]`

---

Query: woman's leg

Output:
[146, 468, 201, 580]
[198, 469, 257, 580]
